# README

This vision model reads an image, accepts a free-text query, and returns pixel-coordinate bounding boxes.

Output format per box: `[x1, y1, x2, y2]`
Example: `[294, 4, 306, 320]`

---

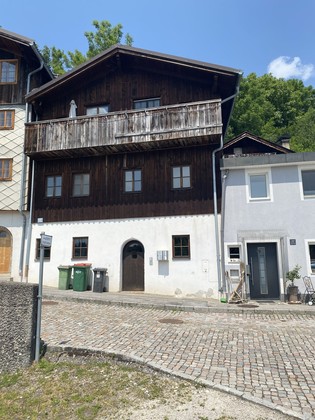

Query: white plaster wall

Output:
[0, 210, 27, 280]
[29, 214, 219, 298]
[223, 163, 315, 291]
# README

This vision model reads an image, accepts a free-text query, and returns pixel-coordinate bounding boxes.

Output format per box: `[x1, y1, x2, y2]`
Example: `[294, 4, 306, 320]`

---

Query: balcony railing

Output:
[25, 99, 222, 157]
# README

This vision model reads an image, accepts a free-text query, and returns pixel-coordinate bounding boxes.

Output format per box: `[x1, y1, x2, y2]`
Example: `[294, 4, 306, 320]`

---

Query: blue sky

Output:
[2, 0, 315, 86]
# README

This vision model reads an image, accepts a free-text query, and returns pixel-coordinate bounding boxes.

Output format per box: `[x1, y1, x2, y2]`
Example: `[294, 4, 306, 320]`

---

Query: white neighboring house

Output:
[222, 132, 315, 301]
[0, 28, 52, 281]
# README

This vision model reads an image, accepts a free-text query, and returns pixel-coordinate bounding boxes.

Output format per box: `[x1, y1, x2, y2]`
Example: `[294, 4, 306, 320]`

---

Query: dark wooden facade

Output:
[26, 46, 240, 223]
[33, 145, 221, 222]
[0, 29, 52, 105]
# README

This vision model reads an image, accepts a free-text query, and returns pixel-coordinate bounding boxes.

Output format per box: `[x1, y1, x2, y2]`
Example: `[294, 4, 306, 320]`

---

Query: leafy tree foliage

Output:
[227, 73, 315, 151]
[41, 20, 133, 75]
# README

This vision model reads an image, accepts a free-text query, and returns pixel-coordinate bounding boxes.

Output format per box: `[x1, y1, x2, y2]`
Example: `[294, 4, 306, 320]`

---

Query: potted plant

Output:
[286, 265, 301, 303]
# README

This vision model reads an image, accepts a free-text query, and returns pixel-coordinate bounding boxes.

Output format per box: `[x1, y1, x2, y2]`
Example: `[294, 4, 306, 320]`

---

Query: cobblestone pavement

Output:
[41, 297, 315, 419]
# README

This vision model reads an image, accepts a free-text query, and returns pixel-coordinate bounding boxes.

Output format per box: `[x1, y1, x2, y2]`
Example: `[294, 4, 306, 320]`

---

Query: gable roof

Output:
[223, 131, 294, 155]
[0, 27, 54, 80]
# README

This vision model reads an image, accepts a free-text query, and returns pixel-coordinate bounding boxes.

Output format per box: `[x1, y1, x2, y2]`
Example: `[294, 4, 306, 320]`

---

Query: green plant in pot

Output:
[286, 264, 301, 303]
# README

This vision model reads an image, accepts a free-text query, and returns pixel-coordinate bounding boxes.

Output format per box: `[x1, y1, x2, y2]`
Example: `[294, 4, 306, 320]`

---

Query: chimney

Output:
[277, 133, 291, 150]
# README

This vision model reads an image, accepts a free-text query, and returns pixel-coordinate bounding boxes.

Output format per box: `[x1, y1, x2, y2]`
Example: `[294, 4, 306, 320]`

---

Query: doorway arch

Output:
[0, 228, 12, 275]
[122, 240, 144, 291]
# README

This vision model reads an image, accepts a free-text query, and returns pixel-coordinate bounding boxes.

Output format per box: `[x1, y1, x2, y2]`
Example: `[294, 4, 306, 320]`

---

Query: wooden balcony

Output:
[25, 99, 222, 158]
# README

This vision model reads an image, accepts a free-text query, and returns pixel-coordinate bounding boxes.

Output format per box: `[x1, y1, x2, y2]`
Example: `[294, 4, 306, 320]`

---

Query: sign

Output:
[41, 234, 52, 248]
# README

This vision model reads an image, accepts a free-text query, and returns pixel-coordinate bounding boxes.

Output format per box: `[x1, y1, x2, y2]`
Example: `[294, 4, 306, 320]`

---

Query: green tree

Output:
[228, 73, 315, 151]
[41, 20, 133, 75]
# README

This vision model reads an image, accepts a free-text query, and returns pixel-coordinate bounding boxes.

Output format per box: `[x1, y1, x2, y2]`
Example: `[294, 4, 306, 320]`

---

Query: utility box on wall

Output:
[157, 250, 169, 261]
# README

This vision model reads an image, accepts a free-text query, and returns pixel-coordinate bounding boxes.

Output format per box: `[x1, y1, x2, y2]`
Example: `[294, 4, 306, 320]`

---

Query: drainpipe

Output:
[212, 84, 241, 297]
[20, 50, 44, 282]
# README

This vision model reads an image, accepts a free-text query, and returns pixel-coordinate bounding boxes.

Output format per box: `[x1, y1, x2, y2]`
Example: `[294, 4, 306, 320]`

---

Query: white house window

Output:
[309, 244, 315, 273]
[302, 170, 315, 198]
[250, 174, 267, 198]
[228, 246, 240, 260]
[86, 105, 109, 115]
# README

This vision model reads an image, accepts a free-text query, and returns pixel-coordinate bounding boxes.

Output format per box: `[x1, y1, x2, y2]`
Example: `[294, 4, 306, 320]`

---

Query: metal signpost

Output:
[35, 232, 52, 362]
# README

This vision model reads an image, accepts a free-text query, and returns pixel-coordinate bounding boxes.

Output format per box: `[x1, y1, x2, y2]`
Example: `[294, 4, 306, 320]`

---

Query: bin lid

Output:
[93, 267, 107, 272]
[58, 265, 71, 269]
[73, 263, 91, 267]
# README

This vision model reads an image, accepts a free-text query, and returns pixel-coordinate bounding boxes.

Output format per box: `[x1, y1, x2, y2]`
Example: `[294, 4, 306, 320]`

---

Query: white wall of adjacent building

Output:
[29, 214, 220, 298]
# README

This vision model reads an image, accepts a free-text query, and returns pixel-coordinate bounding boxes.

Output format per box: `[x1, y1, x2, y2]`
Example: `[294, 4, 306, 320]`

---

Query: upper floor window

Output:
[302, 170, 315, 198]
[0, 159, 12, 181]
[72, 237, 88, 259]
[46, 175, 62, 197]
[172, 166, 191, 189]
[72, 173, 90, 197]
[86, 105, 109, 115]
[172, 235, 190, 259]
[133, 98, 160, 110]
[247, 170, 271, 201]
[0, 60, 18, 83]
[124, 169, 142, 192]
[0, 110, 14, 129]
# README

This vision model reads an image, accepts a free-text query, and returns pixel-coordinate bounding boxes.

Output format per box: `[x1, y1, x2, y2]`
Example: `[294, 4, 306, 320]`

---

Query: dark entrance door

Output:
[247, 242, 280, 299]
[122, 240, 144, 291]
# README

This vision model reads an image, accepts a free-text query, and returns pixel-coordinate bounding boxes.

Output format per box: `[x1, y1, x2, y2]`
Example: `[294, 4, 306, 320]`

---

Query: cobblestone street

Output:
[41, 293, 315, 419]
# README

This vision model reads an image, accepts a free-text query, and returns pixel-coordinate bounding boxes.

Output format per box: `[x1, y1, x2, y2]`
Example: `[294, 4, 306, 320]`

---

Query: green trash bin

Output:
[73, 264, 91, 291]
[58, 265, 72, 290]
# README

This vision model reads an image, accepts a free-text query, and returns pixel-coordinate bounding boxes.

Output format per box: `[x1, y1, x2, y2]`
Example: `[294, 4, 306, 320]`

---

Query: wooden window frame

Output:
[72, 173, 90, 197]
[0, 159, 13, 181]
[124, 169, 142, 193]
[172, 235, 190, 259]
[86, 104, 109, 115]
[45, 175, 62, 197]
[0, 60, 18, 84]
[72, 237, 88, 259]
[133, 97, 160, 110]
[35, 238, 51, 261]
[172, 165, 191, 189]
[0, 110, 15, 129]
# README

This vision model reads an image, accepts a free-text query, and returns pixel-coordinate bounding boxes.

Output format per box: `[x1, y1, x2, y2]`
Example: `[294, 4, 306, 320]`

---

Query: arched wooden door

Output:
[0, 228, 12, 274]
[122, 240, 144, 291]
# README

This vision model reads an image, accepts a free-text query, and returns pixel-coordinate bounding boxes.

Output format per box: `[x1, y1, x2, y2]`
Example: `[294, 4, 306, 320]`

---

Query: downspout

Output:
[20, 48, 44, 282]
[212, 83, 241, 297]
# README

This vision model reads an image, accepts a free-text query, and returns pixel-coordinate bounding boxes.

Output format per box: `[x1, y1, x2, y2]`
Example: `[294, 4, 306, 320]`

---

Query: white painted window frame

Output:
[246, 168, 272, 202]
[299, 166, 315, 200]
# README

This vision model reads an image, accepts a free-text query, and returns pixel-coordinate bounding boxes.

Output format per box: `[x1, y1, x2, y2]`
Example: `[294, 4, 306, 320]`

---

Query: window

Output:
[302, 170, 315, 198]
[172, 235, 190, 259]
[133, 98, 160, 110]
[73, 237, 88, 259]
[46, 175, 62, 197]
[0, 159, 12, 181]
[247, 170, 271, 201]
[35, 238, 51, 261]
[0, 60, 18, 83]
[228, 246, 240, 260]
[0, 110, 14, 129]
[124, 169, 142, 192]
[172, 166, 191, 189]
[86, 104, 109, 115]
[309, 244, 315, 273]
[73, 173, 90, 196]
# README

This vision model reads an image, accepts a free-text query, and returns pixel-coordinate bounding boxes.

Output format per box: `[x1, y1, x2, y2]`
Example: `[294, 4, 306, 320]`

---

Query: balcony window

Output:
[302, 170, 315, 198]
[0, 110, 14, 129]
[46, 175, 62, 197]
[124, 169, 142, 192]
[86, 104, 109, 115]
[133, 98, 160, 110]
[72, 173, 90, 196]
[0, 159, 12, 181]
[172, 235, 190, 259]
[73, 237, 88, 259]
[172, 166, 191, 189]
[0, 60, 18, 83]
